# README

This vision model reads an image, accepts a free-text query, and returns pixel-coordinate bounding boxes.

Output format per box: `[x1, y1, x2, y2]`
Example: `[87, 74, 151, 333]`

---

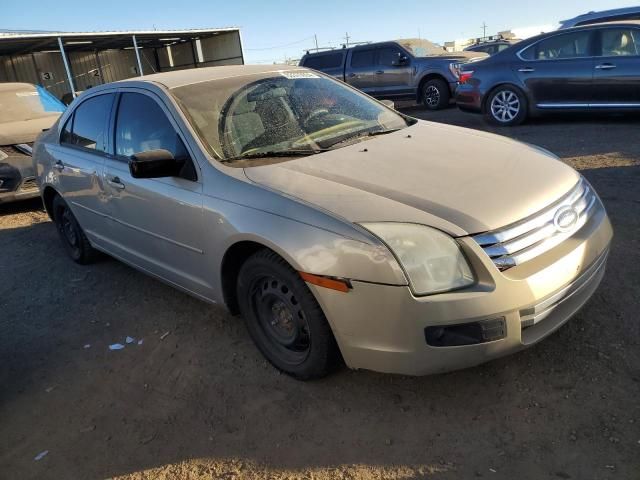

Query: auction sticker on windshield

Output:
[280, 71, 319, 79]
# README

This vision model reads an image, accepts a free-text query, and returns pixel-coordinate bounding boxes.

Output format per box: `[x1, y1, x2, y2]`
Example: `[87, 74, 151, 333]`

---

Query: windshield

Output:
[172, 70, 412, 163]
[396, 38, 447, 57]
[0, 84, 65, 124]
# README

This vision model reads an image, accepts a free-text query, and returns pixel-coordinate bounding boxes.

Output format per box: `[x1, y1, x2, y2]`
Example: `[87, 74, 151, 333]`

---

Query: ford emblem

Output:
[554, 206, 579, 232]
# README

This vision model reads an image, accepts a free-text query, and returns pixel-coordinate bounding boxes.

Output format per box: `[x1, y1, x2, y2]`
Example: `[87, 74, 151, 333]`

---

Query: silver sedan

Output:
[34, 65, 612, 379]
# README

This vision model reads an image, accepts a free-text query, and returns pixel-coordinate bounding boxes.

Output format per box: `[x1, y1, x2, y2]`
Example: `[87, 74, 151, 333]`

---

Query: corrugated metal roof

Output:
[0, 27, 239, 39]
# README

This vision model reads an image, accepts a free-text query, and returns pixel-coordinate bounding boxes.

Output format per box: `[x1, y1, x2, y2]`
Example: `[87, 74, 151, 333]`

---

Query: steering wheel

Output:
[303, 108, 330, 129]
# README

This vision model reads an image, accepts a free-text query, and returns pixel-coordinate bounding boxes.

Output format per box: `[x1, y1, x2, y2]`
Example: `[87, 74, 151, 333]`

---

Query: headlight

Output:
[360, 223, 475, 295]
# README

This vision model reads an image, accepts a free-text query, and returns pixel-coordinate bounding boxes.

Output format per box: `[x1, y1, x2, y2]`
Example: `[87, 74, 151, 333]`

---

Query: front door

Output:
[53, 93, 115, 245]
[514, 30, 595, 108]
[102, 90, 211, 299]
[374, 46, 414, 97]
[592, 27, 640, 104]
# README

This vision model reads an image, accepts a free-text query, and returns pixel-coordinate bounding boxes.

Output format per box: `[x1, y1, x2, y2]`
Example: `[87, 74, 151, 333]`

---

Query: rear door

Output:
[54, 93, 115, 244]
[514, 30, 595, 107]
[301, 51, 345, 80]
[102, 90, 210, 298]
[345, 47, 378, 94]
[592, 26, 640, 104]
[374, 45, 414, 96]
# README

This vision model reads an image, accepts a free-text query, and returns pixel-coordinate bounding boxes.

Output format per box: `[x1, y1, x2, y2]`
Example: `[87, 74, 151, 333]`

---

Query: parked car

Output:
[300, 39, 486, 110]
[456, 21, 640, 126]
[35, 65, 612, 379]
[559, 6, 640, 29]
[0, 83, 65, 204]
[464, 39, 519, 55]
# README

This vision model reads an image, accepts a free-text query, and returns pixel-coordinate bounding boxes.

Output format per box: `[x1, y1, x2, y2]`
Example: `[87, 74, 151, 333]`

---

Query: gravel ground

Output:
[1, 108, 639, 480]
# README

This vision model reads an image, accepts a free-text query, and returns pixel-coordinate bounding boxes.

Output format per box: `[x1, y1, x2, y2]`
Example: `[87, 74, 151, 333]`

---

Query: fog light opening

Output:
[425, 317, 506, 347]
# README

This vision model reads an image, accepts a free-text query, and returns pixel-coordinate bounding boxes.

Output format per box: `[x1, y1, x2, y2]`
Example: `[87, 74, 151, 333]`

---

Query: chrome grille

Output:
[472, 178, 598, 270]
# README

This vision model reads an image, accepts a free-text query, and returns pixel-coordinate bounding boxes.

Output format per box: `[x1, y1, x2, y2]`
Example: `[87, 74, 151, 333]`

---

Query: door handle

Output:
[108, 177, 125, 190]
[518, 67, 535, 73]
[375, 70, 384, 74]
[54, 160, 64, 171]
[595, 63, 616, 70]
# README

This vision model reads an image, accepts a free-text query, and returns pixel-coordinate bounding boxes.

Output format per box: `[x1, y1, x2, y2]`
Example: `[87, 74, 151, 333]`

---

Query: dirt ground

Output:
[1, 108, 639, 480]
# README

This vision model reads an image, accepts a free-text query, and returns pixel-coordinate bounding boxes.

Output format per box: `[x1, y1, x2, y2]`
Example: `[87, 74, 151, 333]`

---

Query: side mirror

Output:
[392, 53, 408, 66]
[380, 99, 395, 109]
[129, 149, 184, 179]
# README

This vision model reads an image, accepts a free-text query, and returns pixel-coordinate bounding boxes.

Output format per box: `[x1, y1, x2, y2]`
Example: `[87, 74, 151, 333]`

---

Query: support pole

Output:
[132, 35, 144, 76]
[57, 37, 76, 99]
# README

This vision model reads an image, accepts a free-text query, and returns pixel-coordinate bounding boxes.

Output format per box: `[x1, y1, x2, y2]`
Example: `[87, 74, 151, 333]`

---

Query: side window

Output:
[65, 94, 113, 151]
[600, 28, 639, 56]
[115, 93, 189, 161]
[378, 47, 404, 66]
[60, 114, 74, 144]
[533, 31, 591, 60]
[303, 53, 343, 69]
[351, 49, 375, 67]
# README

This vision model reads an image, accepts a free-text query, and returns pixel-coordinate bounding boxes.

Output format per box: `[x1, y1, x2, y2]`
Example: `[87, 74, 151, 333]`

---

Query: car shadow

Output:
[1, 165, 639, 479]
[0, 197, 45, 217]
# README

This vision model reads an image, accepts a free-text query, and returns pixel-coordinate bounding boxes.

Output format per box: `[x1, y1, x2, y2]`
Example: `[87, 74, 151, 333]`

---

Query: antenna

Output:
[482, 22, 487, 39]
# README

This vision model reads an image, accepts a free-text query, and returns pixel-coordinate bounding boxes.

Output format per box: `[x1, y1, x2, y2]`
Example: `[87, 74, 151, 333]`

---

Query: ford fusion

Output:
[34, 65, 612, 379]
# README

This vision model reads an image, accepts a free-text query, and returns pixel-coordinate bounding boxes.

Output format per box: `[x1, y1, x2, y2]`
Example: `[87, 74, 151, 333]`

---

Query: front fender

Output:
[202, 193, 408, 303]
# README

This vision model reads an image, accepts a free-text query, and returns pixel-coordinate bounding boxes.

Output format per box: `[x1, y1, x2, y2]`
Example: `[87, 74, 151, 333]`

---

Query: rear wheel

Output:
[484, 86, 527, 126]
[236, 249, 341, 380]
[52, 195, 98, 264]
[421, 78, 450, 110]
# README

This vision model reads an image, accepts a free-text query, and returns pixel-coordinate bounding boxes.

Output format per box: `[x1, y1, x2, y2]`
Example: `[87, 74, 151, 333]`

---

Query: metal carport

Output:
[0, 28, 244, 102]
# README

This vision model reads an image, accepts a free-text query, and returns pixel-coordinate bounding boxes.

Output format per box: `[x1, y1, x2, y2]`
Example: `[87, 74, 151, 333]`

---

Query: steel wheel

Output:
[490, 90, 520, 123]
[60, 207, 79, 248]
[52, 194, 98, 264]
[249, 274, 311, 365]
[236, 249, 341, 379]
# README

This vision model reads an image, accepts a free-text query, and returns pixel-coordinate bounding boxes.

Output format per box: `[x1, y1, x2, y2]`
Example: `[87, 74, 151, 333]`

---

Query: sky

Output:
[3, 0, 637, 63]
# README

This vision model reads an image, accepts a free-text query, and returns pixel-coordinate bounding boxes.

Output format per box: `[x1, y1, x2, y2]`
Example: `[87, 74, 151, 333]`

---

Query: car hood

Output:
[243, 121, 580, 237]
[0, 115, 60, 146]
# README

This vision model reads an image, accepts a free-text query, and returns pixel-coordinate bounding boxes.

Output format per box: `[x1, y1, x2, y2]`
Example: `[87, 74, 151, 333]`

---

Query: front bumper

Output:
[309, 205, 613, 376]
[0, 146, 38, 204]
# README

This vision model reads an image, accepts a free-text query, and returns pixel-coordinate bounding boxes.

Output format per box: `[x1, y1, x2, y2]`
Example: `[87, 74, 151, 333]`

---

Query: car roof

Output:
[520, 20, 640, 46]
[121, 64, 307, 89]
[560, 6, 640, 28]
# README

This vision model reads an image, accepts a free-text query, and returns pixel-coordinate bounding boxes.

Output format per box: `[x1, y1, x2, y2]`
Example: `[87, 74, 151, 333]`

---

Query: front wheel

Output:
[421, 78, 450, 110]
[484, 86, 527, 126]
[236, 249, 341, 380]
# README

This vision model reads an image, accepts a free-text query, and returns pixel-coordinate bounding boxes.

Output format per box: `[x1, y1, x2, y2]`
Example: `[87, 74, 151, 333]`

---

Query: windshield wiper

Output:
[367, 128, 403, 136]
[221, 149, 326, 163]
[325, 127, 403, 149]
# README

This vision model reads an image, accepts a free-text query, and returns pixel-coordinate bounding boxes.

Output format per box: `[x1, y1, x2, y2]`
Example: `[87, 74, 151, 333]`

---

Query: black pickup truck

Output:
[299, 39, 486, 110]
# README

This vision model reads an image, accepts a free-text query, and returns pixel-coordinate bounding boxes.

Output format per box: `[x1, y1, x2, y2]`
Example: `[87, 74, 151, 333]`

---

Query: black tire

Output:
[236, 249, 341, 380]
[421, 78, 450, 110]
[484, 85, 527, 126]
[52, 195, 98, 264]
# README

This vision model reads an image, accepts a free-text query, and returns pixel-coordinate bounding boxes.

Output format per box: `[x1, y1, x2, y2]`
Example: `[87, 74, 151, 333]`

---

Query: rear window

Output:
[521, 31, 591, 60]
[0, 85, 65, 124]
[303, 53, 343, 70]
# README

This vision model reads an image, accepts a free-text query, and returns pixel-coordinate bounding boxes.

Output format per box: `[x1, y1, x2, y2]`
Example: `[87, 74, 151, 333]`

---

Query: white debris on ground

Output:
[109, 344, 125, 351]
[34, 450, 48, 461]
[125, 336, 135, 344]
[83, 344, 91, 349]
